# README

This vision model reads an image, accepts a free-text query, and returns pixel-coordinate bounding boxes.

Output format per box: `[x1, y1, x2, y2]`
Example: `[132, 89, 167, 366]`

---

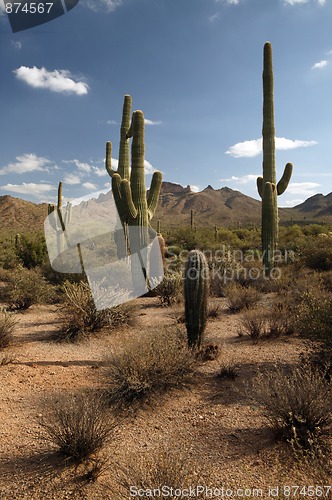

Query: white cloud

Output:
[209, 13, 220, 21]
[283, 199, 305, 206]
[287, 182, 320, 195]
[216, 0, 239, 4]
[226, 137, 317, 158]
[190, 185, 200, 192]
[220, 174, 259, 184]
[312, 60, 328, 69]
[0, 153, 51, 175]
[106, 120, 117, 125]
[81, 0, 123, 12]
[71, 159, 92, 173]
[144, 119, 162, 126]
[11, 41, 22, 50]
[283, 0, 326, 4]
[93, 167, 108, 177]
[14, 66, 89, 95]
[64, 173, 81, 185]
[0, 183, 54, 195]
[83, 182, 97, 190]
[144, 160, 157, 175]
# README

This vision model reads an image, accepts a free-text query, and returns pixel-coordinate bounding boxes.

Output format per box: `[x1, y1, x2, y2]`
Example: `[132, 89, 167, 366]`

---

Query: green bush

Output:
[3, 266, 52, 310]
[15, 233, 47, 269]
[155, 272, 183, 306]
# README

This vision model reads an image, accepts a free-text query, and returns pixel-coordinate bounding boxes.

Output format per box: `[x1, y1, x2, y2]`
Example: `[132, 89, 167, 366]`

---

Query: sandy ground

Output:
[0, 296, 331, 499]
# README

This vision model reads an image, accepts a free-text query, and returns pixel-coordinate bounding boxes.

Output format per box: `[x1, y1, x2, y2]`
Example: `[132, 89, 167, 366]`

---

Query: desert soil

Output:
[0, 296, 330, 499]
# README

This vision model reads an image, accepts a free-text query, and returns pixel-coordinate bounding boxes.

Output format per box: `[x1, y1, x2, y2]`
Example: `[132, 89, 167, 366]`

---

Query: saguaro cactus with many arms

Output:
[48, 181, 72, 255]
[106, 95, 132, 257]
[184, 250, 209, 349]
[257, 42, 293, 275]
[107, 104, 162, 290]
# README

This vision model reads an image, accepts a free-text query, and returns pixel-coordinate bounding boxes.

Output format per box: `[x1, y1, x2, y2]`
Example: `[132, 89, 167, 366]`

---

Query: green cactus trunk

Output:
[109, 105, 162, 292]
[48, 182, 72, 256]
[257, 42, 293, 276]
[106, 95, 132, 258]
[184, 250, 209, 349]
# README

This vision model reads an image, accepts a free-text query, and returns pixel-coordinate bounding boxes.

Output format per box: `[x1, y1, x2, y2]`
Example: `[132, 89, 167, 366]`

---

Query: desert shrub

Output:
[294, 282, 332, 340]
[302, 341, 332, 383]
[225, 283, 261, 313]
[4, 266, 52, 310]
[238, 308, 267, 340]
[266, 300, 296, 337]
[217, 363, 239, 380]
[38, 393, 116, 464]
[155, 271, 183, 306]
[106, 328, 194, 408]
[207, 302, 221, 319]
[0, 308, 17, 349]
[58, 281, 134, 342]
[15, 233, 47, 269]
[40, 257, 85, 286]
[301, 237, 332, 271]
[254, 364, 332, 455]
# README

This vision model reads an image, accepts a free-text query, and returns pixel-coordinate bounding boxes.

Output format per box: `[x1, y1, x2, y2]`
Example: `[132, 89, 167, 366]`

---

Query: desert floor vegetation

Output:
[0, 226, 331, 498]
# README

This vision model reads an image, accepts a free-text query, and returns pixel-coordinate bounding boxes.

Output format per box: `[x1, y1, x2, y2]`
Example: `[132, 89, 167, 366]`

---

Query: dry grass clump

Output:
[238, 308, 267, 340]
[57, 281, 134, 342]
[254, 364, 332, 456]
[155, 271, 183, 306]
[106, 328, 195, 408]
[38, 392, 117, 465]
[225, 283, 260, 313]
[0, 308, 18, 349]
[117, 446, 206, 498]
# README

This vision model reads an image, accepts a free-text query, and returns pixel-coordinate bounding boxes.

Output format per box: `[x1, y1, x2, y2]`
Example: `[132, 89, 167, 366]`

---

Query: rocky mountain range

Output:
[0, 183, 331, 235]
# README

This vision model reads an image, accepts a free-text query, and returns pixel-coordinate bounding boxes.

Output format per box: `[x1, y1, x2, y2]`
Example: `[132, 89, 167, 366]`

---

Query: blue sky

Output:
[0, 0, 332, 208]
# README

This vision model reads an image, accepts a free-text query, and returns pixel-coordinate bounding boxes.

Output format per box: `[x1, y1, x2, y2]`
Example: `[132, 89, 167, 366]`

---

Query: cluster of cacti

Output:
[106, 95, 163, 291]
[184, 249, 209, 348]
[48, 181, 72, 255]
[257, 42, 293, 275]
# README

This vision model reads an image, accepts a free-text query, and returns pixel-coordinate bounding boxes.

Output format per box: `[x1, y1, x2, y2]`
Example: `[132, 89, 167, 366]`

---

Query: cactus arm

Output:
[147, 171, 162, 220]
[105, 141, 117, 178]
[257, 176, 263, 198]
[111, 174, 128, 222]
[277, 162, 293, 195]
[120, 179, 138, 220]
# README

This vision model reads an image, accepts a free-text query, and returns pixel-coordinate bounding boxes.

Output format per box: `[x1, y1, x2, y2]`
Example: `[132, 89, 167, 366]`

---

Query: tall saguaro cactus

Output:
[184, 250, 209, 349]
[106, 95, 132, 257]
[257, 42, 293, 275]
[107, 105, 162, 290]
[48, 181, 72, 255]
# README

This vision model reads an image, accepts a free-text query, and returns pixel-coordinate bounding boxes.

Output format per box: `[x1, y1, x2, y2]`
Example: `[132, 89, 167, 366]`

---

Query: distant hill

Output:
[0, 195, 47, 234]
[0, 184, 331, 235]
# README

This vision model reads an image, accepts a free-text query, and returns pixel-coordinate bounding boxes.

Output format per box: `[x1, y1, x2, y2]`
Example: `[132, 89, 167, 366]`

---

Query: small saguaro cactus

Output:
[257, 42, 293, 275]
[190, 209, 194, 231]
[184, 249, 209, 349]
[108, 107, 162, 291]
[48, 181, 72, 255]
